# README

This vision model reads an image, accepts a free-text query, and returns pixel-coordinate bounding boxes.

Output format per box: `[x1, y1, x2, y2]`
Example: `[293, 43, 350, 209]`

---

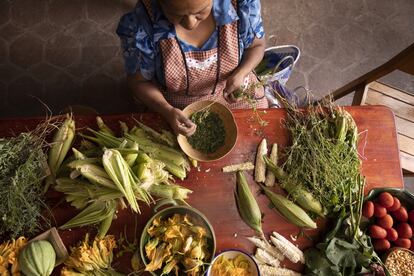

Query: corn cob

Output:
[124, 141, 139, 167]
[148, 183, 192, 201]
[55, 178, 122, 209]
[96, 116, 115, 136]
[270, 232, 304, 264]
[72, 148, 86, 160]
[263, 156, 324, 216]
[126, 132, 188, 167]
[258, 264, 302, 276]
[134, 120, 177, 148]
[68, 160, 116, 189]
[255, 248, 280, 267]
[235, 171, 263, 235]
[246, 236, 284, 261]
[255, 138, 267, 182]
[264, 143, 278, 187]
[97, 208, 115, 239]
[45, 115, 75, 192]
[48, 115, 76, 176]
[84, 128, 122, 148]
[259, 184, 317, 229]
[103, 149, 152, 213]
[119, 121, 129, 135]
[60, 200, 116, 230]
[222, 162, 255, 173]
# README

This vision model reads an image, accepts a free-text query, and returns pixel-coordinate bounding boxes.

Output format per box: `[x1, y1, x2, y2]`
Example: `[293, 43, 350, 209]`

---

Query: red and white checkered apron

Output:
[141, 0, 268, 110]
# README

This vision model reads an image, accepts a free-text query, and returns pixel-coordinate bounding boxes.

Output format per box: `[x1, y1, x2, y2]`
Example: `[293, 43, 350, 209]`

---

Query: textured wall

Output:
[0, 0, 137, 117]
[0, 0, 413, 117]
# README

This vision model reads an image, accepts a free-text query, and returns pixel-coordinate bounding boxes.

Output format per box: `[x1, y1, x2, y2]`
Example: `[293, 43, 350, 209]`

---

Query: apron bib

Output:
[141, 0, 268, 109]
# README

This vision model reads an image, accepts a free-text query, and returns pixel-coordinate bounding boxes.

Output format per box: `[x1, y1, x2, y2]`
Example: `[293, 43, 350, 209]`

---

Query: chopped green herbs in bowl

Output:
[178, 101, 238, 162]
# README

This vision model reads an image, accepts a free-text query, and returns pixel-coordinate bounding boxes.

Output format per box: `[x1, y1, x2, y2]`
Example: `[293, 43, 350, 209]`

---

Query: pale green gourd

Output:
[19, 240, 56, 276]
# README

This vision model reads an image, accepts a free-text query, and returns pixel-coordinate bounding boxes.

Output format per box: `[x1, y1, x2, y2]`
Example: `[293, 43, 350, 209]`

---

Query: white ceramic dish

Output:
[206, 249, 260, 276]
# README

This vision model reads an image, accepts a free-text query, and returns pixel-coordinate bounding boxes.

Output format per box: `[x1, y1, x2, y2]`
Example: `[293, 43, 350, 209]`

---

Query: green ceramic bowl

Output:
[364, 187, 414, 210]
[139, 199, 216, 276]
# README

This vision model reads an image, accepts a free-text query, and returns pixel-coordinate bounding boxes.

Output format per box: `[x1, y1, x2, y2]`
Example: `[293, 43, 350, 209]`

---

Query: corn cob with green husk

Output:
[125, 132, 189, 179]
[235, 171, 265, 236]
[264, 143, 278, 187]
[102, 149, 152, 213]
[134, 119, 177, 148]
[45, 115, 76, 192]
[263, 156, 324, 216]
[259, 183, 317, 229]
[55, 178, 123, 209]
[147, 183, 192, 202]
[68, 160, 117, 189]
[96, 116, 115, 136]
[60, 200, 117, 230]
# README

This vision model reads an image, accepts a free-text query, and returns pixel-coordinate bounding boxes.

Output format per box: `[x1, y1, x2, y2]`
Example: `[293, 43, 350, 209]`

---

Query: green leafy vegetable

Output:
[188, 110, 225, 153]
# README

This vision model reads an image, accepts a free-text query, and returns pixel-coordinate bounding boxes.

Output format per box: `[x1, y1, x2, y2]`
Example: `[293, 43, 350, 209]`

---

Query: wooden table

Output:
[0, 105, 404, 274]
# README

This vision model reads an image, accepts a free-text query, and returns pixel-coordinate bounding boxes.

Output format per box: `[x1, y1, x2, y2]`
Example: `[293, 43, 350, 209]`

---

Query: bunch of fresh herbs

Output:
[0, 127, 50, 239]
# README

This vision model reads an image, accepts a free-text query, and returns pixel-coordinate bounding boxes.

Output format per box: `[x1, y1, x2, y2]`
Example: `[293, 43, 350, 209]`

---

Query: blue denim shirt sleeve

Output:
[238, 0, 265, 49]
[116, 5, 155, 80]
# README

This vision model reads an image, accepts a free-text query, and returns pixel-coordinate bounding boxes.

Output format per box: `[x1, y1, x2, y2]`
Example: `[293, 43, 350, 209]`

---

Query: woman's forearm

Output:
[235, 37, 265, 77]
[127, 75, 173, 117]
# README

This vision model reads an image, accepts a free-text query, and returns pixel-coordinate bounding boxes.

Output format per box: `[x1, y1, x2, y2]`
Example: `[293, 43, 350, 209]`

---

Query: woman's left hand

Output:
[223, 72, 245, 103]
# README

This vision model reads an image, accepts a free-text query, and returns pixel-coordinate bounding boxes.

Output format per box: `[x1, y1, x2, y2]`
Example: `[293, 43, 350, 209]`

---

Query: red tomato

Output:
[396, 223, 413, 239]
[373, 239, 391, 252]
[394, 238, 411, 249]
[369, 225, 387, 239]
[377, 215, 393, 229]
[362, 201, 375, 218]
[374, 203, 387, 218]
[387, 197, 401, 212]
[408, 210, 414, 224]
[410, 239, 414, 251]
[386, 228, 398, 241]
[392, 207, 408, 222]
[378, 192, 394, 208]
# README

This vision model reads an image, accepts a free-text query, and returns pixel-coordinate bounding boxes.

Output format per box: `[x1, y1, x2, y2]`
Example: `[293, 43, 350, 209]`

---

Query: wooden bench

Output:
[360, 81, 414, 173]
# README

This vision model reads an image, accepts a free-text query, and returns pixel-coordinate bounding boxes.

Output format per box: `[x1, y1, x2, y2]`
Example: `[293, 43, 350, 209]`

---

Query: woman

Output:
[117, 0, 268, 136]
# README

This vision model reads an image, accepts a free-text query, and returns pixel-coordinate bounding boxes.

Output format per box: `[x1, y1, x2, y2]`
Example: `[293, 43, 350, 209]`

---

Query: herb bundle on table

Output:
[0, 123, 53, 239]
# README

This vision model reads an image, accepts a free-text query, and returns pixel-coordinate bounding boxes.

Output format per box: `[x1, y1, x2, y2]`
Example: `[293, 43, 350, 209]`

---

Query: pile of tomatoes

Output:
[362, 192, 414, 252]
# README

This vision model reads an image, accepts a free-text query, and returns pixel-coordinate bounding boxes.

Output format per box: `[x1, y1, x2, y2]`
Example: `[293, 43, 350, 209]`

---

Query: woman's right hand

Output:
[165, 107, 197, 137]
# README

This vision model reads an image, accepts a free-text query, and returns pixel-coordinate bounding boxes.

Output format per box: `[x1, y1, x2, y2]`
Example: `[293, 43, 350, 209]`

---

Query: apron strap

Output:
[140, 0, 155, 23]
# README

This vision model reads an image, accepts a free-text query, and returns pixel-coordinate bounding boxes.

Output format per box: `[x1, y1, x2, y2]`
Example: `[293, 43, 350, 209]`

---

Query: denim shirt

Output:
[116, 0, 265, 85]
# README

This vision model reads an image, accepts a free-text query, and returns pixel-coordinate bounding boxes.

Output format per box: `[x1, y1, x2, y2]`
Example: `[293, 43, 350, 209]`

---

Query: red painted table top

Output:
[0, 106, 403, 274]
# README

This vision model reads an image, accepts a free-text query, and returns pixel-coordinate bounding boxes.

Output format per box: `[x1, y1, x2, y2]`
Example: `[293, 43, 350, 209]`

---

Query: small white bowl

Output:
[206, 249, 260, 276]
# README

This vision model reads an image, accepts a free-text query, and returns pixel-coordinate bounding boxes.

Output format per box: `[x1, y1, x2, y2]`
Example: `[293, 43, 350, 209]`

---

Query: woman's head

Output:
[159, 0, 213, 30]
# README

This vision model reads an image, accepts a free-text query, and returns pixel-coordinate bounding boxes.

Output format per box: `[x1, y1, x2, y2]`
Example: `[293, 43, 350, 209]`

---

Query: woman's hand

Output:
[165, 107, 197, 137]
[223, 72, 245, 103]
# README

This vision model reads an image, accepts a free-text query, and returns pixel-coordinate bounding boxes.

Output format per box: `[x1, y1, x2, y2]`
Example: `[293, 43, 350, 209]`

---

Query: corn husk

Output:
[235, 171, 263, 235]
[102, 149, 151, 213]
[60, 200, 116, 230]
